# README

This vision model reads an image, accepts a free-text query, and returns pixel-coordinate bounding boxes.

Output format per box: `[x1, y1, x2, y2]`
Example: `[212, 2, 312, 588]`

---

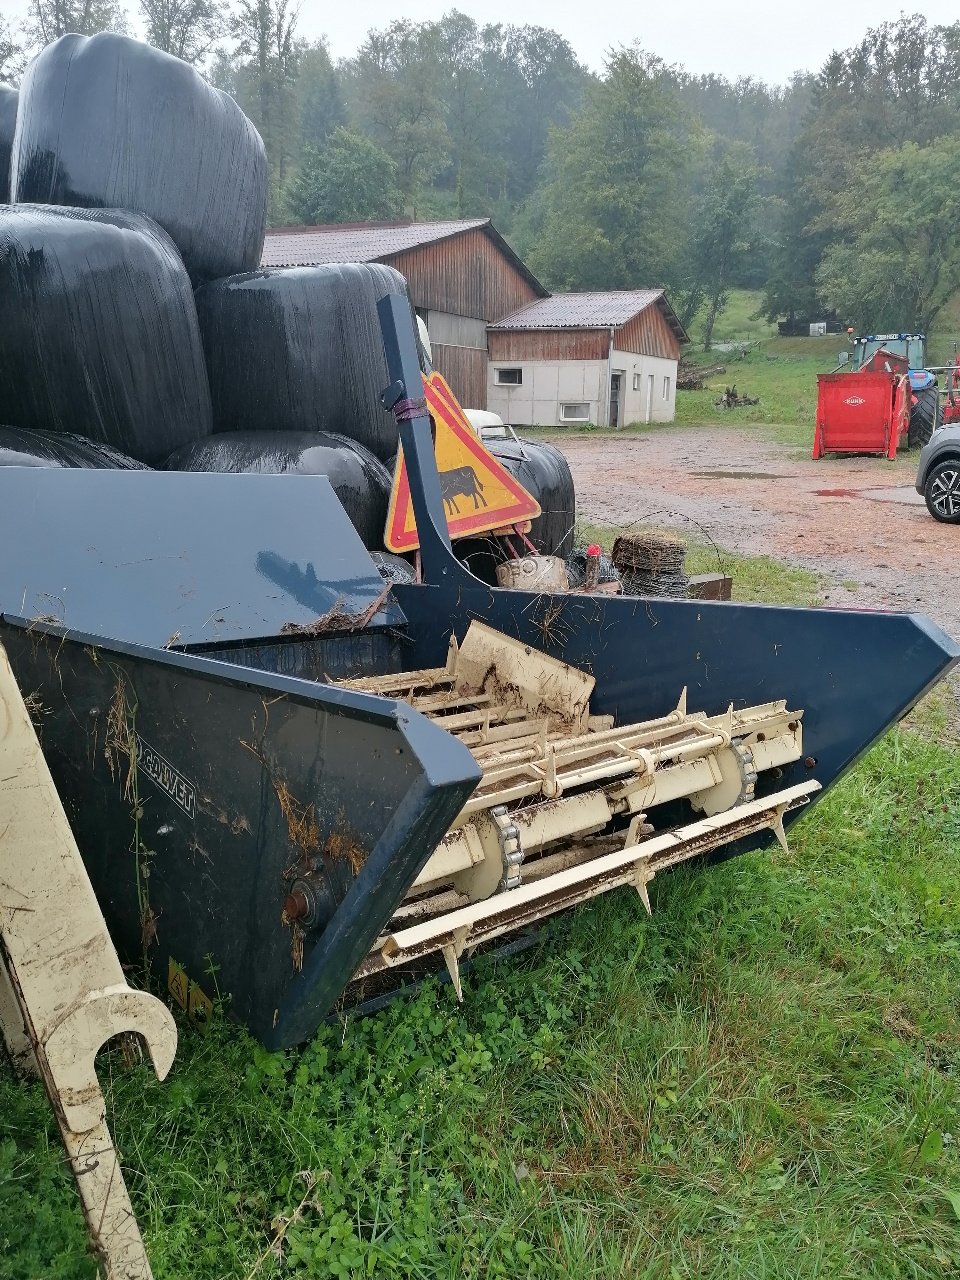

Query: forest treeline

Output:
[3, 4, 960, 341]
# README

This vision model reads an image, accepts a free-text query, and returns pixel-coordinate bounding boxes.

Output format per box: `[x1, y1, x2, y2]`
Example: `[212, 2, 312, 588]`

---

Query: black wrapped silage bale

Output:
[163, 431, 392, 551]
[453, 437, 576, 584]
[12, 33, 267, 280]
[0, 426, 148, 468]
[0, 84, 16, 203]
[0, 205, 212, 465]
[194, 264, 413, 463]
[487, 437, 576, 557]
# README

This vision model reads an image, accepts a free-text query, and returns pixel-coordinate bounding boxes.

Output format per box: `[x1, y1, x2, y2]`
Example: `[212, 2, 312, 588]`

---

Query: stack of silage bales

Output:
[0, 31, 575, 568]
[173, 263, 406, 546]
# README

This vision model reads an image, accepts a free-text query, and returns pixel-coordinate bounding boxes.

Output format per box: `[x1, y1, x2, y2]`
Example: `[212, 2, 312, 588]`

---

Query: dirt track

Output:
[552, 423, 960, 645]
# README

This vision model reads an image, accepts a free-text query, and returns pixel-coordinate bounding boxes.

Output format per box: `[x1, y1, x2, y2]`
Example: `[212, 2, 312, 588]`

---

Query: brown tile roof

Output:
[261, 218, 547, 298]
[489, 290, 666, 329]
[490, 289, 688, 345]
[261, 218, 490, 266]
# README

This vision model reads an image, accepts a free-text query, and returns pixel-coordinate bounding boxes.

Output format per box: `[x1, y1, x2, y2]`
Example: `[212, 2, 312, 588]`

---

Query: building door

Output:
[645, 373, 655, 423]
[609, 373, 622, 427]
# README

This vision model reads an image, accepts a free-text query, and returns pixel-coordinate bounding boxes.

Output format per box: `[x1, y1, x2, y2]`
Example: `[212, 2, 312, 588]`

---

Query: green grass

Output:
[577, 521, 824, 607]
[3, 537, 959, 1280]
[5, 725, 960, 1279]
[686, 288, 778, 347]
[672, 337, 841, 448]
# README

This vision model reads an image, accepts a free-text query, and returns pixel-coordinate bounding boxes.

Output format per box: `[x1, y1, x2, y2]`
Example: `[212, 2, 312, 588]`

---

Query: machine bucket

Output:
[1, 461, 957, 1047]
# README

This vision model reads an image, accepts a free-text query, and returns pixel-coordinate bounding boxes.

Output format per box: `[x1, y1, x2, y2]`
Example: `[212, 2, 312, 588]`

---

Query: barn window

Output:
[560, 402, 590, 422]
[495, 368, 523, 385]
[663, 376, 671, 399]
[633, 373, 641, 391]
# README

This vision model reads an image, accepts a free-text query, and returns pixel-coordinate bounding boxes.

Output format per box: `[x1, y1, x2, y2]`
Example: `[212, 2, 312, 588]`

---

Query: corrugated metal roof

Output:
[489, 290, 667, 330]
[261, 219, 491, 267]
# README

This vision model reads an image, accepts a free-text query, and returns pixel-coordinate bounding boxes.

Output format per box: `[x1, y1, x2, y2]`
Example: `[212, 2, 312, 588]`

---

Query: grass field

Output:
[4, 528, 959, 1279]
[685, 289, 778, 347]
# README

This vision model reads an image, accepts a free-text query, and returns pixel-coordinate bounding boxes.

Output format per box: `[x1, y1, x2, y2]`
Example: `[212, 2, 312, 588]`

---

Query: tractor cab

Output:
[851, 333, 933, 391]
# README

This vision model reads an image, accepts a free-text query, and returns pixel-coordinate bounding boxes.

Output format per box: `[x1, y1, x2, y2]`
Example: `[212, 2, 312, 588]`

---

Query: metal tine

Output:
[360, 782, 821, 976]
[432, 706, 531, 733]
[411, 691, 497, 713]
[457, 717, 548, 748]
[338, 667, 453, 694]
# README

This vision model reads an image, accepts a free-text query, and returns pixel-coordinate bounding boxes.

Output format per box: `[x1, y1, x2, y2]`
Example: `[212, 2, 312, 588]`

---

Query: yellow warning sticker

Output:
[167, 957, 189, 1011]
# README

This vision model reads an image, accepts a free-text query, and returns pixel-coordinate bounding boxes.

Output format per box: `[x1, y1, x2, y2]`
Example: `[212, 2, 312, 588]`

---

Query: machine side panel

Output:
[0, 469, 405, 648]
[1, 623, 478, 1046]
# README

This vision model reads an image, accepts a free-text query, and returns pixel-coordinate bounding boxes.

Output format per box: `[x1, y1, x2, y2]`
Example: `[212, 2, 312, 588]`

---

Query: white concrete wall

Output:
[487, 359, 606, 427]
[487, 354, 678, 427]
[612, 350, 677, 424]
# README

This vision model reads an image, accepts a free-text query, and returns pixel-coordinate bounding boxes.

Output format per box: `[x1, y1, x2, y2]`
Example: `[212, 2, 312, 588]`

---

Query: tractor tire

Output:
[923, 459, 960, 523]
[909, 387, 942, 449]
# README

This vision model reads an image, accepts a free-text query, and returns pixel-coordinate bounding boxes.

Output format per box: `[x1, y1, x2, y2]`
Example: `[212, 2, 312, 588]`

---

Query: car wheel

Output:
[924, 459, 960, 522]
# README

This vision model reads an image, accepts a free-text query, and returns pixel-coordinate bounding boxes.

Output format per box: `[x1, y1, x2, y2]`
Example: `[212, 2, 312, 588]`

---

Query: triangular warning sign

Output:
[385, 372, 541, 553]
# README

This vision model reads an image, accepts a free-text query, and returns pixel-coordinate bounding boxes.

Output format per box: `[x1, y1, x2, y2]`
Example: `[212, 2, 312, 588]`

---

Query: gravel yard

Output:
[552, 423, 960, 643]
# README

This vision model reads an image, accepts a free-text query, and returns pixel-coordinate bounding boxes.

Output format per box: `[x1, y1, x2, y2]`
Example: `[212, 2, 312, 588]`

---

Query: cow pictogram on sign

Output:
[385, 372, 541, 553]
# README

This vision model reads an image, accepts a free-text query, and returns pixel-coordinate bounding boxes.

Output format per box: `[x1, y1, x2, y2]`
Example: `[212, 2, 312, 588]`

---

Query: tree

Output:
[139, 0, 228, 64]
[343, 20, 449, 213]
[522, 46, 694, 292]
[296, 40, 343, 150]
[763, 14, 960, 320]
[685, 144, 765, 348]
[815, 137, 960, 333]
[284, 126, 402, 224]
[0, 15, 26, 81]
[25, 0, 129, 45]
[232, 0, 300, 198]
[502, 25, 590, 202]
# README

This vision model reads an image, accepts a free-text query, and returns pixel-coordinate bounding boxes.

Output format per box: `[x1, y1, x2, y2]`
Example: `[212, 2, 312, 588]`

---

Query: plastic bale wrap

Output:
[0, 426, 148, 468]
[0, 84, 16, 203]
[370, 551, 416, 585]
[195, 264, 413, 462]
[565, 547, 620, 589]
[164, 431, 392, 550]
[12, 33, 267, 280]
[490, 437, 576, 555]
[0, 205, 212, 465]
[454, 437, 576, 584]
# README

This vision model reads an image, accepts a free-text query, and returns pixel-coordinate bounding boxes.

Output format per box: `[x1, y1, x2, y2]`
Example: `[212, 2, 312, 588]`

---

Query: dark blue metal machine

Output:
[0, 294, 956, 1049]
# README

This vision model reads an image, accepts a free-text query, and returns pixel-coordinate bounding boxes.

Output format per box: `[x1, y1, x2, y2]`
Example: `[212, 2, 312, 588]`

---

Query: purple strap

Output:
[393, 397, 427, 422]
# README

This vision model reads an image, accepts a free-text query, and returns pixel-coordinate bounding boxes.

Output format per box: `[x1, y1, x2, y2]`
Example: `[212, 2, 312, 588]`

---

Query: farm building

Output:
[261, 218, 546, 409]
[487, 290, 688, 428]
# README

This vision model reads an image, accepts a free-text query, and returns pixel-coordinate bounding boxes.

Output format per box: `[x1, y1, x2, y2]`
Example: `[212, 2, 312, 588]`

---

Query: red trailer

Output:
[812, 351, 911, 459]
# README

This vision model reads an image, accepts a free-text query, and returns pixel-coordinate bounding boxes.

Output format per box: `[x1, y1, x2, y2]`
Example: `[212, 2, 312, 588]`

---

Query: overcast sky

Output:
[299, 0, 959, 84]
[4, 2, 959, 84]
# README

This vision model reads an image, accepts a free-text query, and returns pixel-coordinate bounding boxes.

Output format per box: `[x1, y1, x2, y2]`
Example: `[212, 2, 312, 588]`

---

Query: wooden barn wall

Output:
[487, 329, 609, 361]
[432, 344, 488, 409]
[388, 228, 540, 322]
[615, 305, 681, 360]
